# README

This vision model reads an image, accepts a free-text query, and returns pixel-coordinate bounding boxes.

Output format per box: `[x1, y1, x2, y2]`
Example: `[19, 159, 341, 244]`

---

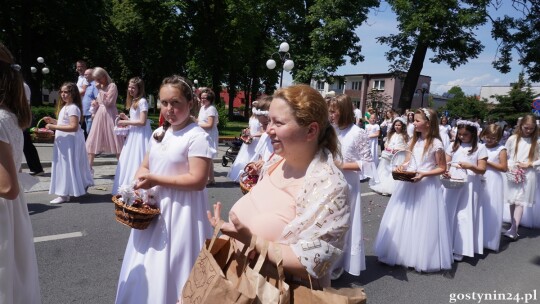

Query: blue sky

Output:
[285, 2, 536, 96]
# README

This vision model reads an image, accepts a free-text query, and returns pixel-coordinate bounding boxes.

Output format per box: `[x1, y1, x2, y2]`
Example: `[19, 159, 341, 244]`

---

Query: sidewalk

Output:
[22, 142, 234, 193]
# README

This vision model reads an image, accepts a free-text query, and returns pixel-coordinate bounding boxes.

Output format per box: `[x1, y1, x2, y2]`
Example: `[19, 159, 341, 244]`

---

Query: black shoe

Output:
[30, 171, 45, 176]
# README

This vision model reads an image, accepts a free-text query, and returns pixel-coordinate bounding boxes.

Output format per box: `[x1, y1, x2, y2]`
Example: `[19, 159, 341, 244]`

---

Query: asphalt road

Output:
[27, 163, 540, 304]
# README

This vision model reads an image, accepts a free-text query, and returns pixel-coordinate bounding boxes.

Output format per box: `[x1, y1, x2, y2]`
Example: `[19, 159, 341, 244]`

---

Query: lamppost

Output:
[30, 57, 50, 103]
[266, 42, 294, 88]
[415, 82, 429, 108]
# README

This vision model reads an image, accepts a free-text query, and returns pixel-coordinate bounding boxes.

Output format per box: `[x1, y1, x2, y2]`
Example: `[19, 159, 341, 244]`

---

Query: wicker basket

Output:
[441, 163, 467, 189]
[391, 150, 417, 182]
[506, 167, 526, 184]
[112, 195, 160, 230]
[114, 117, 130, 136]
[239, 163, 259, 194]
[31, 118, 54, 141]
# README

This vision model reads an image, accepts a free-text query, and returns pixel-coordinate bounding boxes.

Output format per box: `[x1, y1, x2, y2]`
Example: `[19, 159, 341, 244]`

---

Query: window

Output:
[351, 81, 361, 91]
[338, 81, 344, 91]
[373, 80, 385, 90]
[316, 81, 325, 90]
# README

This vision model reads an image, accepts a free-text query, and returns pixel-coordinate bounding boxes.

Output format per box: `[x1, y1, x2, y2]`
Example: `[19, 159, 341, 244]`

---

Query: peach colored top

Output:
[230, 161, 301, 241]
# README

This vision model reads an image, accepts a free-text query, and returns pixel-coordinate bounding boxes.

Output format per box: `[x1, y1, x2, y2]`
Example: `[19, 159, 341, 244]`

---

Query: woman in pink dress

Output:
[85, 67, 123, 170]
[207, 85, 350, 288]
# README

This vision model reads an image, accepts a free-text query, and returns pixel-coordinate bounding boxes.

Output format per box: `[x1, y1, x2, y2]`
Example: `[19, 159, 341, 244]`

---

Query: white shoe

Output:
[453, 253, 463, 262]
[331, 267, 344, 280]
[503, 229, 519, 240]
[50, 196, 70, 204]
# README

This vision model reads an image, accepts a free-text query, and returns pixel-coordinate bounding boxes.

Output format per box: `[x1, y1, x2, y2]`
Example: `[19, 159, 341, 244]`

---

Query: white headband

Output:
[456, 119, 480, 130]
[421, 108, 431, 120]
[253, 108, 269, 116]
[393, 117, 407, 125]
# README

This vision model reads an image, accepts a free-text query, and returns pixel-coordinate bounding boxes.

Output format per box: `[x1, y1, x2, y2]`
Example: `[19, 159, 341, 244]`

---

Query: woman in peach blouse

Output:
[208, 85, 350, 287]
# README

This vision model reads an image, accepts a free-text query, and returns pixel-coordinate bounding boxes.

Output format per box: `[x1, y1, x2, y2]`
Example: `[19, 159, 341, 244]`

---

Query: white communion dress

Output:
[112, 99, 153, 194]
[115, 123, 213, 304]
[0, 109, 41, 303]
[370, 133, 408, 195]
[481, 144, 506, 251]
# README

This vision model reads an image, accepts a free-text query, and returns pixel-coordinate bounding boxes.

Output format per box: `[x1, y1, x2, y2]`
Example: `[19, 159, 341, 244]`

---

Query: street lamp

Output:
[266, 42, 294, 88]
[31, 57, 50, 103]
[415, 82, 429, 107]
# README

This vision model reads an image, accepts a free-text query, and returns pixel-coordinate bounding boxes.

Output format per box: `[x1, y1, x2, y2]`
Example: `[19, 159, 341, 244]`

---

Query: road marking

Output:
[361, 191, 377, 197]
[34, 231, 85, 243]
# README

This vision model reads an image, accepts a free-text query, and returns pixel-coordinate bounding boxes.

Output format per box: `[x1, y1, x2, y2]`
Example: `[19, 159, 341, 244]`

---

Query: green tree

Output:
[378, 0, 490, 112]
[441, 86, 488, 119]
[490, 73, 539, 123]
[491, 1, 540, 82]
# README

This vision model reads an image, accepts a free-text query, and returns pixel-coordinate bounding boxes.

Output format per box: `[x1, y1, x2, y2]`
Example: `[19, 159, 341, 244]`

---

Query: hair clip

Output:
[10, 64, 21, 71]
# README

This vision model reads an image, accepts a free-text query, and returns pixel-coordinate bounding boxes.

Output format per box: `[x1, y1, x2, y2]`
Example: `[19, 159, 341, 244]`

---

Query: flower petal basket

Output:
[239, 163, 259, 194]
[506, 167, 526, 184]
[113, 117, 130, 136]
[391, 150, 418, 182]
[112, 195, 160, 230]
[440, 163, 467, 189]
[31, 118, 54, 142]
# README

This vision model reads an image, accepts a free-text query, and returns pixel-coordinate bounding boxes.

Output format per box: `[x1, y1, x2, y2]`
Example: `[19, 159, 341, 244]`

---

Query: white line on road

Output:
[361, 191, 377, 197]
[34, 231, 86, 243]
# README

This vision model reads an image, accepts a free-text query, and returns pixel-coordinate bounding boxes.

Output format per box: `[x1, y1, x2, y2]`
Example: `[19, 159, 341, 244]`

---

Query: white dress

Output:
[49, 104, 94, 197]
[439, 125, 450, 149]
[444, 143, 488, 257]
[112, 99, 153, 194]
[334, 124, 369, 275]
[370, 133, 408, 195]
[115, 124, 213, 304]
[365, 123, 380, 166]
[481, 144, 506, 251]
[505, 135, 539, 207]
[407, 123, 415, 137]
[0, 109, 41, 303]
[374, 138, 453, 272]
[227, 116, 261, 182]
[198, 105, 219, 157]
[249, 132, 273, 163]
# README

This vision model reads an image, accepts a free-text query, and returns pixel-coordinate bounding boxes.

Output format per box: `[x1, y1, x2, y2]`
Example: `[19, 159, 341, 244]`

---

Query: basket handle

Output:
[114, 116, 121, 127]
[36, 117, 48, 129]
[391, 149, 417, 171]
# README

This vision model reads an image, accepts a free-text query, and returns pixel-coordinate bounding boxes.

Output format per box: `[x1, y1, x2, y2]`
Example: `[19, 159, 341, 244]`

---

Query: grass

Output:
[147, 113, 248, 137]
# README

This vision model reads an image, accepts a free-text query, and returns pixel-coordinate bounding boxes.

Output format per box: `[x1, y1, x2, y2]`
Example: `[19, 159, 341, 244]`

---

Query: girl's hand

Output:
[411, 172, 424, 182]
[134, 173, 154, 190]
[119, 113, 128, 120]
[442, 171, 451, 179]
[517, 162, 531, 169]
[91, 100, 98, 107]
[45, 123, 54, 130]
[43, 116, 51, 123]
[117, 120, 127, 127]
[457, 162, 470, 170]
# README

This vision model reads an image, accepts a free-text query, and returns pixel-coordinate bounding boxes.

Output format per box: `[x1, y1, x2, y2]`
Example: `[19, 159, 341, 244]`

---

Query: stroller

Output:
[221, 137, 243, 167]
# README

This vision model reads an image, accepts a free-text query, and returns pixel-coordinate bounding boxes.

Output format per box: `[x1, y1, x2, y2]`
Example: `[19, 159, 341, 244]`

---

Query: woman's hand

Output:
[207, 202, 252, 244]
[134, 173, 154, 190]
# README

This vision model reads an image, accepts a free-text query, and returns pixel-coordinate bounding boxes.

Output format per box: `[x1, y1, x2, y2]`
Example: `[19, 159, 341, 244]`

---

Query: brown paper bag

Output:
[181, 222, 256, 304]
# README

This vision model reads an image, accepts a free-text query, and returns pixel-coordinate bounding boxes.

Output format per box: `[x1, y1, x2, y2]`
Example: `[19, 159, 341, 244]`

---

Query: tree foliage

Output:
[489, 73, 539, 123]
[378, 0, 490, 112]
[490, 1, 540, 82]
[440, 86, 489, 119]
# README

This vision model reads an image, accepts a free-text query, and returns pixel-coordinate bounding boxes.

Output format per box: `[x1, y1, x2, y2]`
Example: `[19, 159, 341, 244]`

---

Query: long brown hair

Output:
[328, 94, 355, 128]
[125, 77, 145, 110]
[0, 43, 31, 128]
[512, 114, 538, 163]
[57, 82, 83, 120]
[408, 108, 441, 158]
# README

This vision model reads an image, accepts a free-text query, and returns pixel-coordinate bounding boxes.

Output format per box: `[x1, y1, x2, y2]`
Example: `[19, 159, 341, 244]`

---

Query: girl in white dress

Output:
[44, 83, 94, 204]
[197, 88, 219, 185]
[503, 114, 540, 240]
[374, 108, 453, 272]
[328, 94, 374, 278]
[443, 120, 487, 261]
[480, 124, 508, 251]
[116, 76, 213, 304]
[227, 101, 263, 182]
[370, 117, 409, 196]
[0, 44, 41, 303]
[365, 115, 380, 166]
[406, 111, 415, 138]
[112, 77, 153, 194]
[245, 97, 274, 175]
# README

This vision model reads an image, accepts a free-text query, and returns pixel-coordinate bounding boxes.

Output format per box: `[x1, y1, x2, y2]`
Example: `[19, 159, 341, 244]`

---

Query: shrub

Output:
[216, 103, 229, 134]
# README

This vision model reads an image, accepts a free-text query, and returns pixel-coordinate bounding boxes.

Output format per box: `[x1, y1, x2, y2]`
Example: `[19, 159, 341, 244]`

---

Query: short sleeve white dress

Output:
[112, 98, 153, 194]
[115, 123, 213, 304]
[374, 138, 453, 272]
[49, 104, 94, 197]
[0, 109, 41, 303]
[198, 104, 219, 157]
[481, 144, 506, 251]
